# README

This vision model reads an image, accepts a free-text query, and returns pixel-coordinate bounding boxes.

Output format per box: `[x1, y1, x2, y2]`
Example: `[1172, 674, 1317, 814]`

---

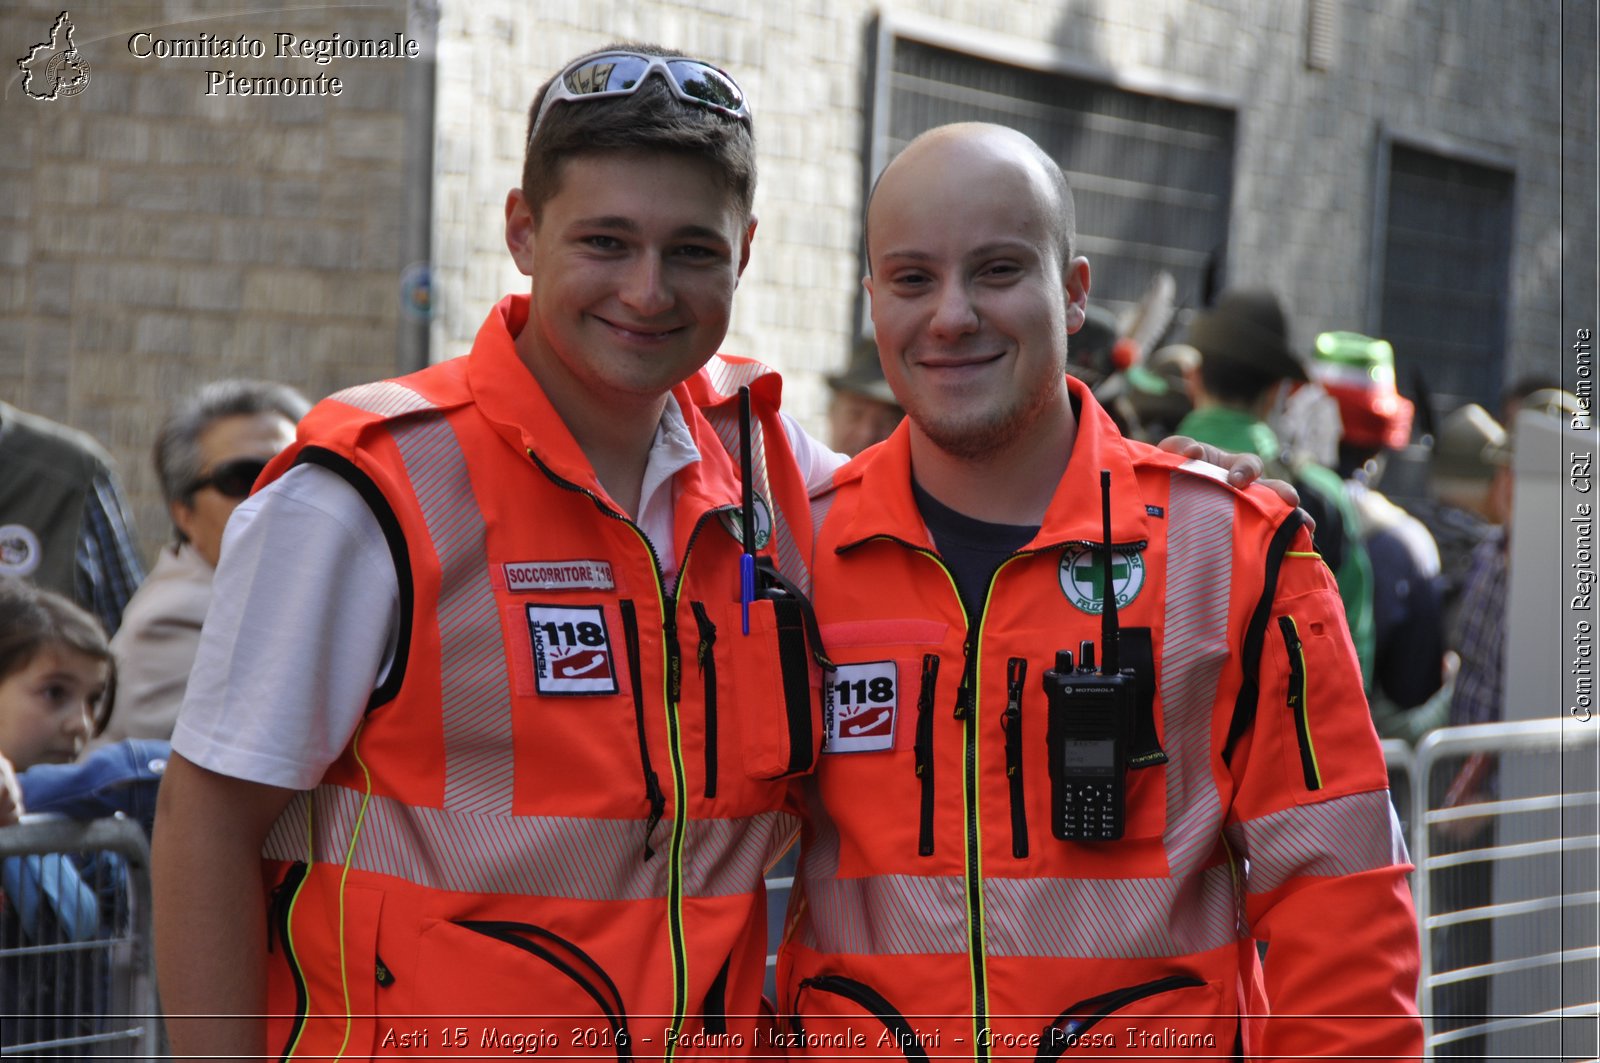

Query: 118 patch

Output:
[825, 661, 897, 753]
[526, 604, 618, 696]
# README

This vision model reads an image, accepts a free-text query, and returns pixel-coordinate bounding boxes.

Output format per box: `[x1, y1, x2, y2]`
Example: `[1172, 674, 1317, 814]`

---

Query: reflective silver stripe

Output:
[1223, 789, 1409, 895]
[796, 790, 1241, 959]
[329, 380, 435, 418]
[1160, 474, 1236, 877]
[704, 357, 775, 399]
[985, 866, 1239, 958]
[798, 863, 1238, 959]
[389, 417, 515, 816]
[264, 786, 798, 901]
[810, 488, 839, 538]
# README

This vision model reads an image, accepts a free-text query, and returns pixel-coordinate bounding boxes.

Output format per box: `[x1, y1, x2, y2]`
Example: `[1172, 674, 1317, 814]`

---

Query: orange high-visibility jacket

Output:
[779, 377, 1420, 1060]
[259, 296, 822, 1060]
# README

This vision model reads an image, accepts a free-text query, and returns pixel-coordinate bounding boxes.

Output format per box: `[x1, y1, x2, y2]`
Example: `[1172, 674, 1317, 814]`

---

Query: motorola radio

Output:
[1043, 470, 1138, 842]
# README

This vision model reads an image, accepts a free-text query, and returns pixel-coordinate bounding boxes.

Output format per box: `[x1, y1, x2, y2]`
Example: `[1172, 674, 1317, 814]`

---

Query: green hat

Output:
[1187, 289, 1308, 383]
[1433, 403, 1509, 481]
[1310, 331, 1413, 449]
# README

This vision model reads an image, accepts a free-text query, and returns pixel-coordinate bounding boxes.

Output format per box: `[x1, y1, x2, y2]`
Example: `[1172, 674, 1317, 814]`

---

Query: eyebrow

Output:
[878, 240, 1038, 263]
[569, 216, 732, 244]
[37, 670, 92, 688]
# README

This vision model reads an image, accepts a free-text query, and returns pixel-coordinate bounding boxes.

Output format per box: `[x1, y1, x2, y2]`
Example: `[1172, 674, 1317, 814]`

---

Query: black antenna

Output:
[738, 386, 755, 545]
[1100, 469, 1119, 676]
[738, 386, 756, 634]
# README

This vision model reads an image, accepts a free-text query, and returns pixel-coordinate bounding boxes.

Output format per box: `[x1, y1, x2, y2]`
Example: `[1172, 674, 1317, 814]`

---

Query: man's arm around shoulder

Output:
[153, 752, 297, 1062]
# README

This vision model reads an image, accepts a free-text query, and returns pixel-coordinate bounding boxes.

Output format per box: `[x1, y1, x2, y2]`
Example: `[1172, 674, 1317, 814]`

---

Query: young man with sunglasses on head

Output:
[97, 380, 309, 751]
[152, 42, 851, 1060]
[153, 45, 1280, 1061]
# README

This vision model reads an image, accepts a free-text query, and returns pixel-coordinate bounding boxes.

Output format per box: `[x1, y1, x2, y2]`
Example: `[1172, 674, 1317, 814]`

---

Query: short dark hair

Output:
[0, 575, 116, 735]
[155, 379, 310, 514]
[520, 42, 757, 220]
[1196, 355, 1280, 407]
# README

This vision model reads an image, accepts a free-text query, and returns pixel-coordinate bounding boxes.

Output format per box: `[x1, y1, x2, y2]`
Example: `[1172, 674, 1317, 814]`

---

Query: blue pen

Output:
[738, 385, 756, 635]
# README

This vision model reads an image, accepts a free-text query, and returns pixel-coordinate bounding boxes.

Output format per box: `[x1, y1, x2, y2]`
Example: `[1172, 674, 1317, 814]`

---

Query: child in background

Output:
[0, 576, 111, 777]
[0, 575, 117, 1054]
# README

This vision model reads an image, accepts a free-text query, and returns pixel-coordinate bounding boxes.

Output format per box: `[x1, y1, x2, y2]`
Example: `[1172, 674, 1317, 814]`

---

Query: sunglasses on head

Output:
[529, 51, 751, 144]
[186, 457, 268, 500]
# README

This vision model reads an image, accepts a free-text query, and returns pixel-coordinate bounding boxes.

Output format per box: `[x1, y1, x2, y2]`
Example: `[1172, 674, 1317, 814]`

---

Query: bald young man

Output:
[778, 124, 1421, 1059]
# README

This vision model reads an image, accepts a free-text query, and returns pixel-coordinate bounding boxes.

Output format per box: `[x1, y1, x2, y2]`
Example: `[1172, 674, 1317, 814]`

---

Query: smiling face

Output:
[865, 127, 1089, 461]
[505, 150, 754, 420]
[0, 643, 106, 770]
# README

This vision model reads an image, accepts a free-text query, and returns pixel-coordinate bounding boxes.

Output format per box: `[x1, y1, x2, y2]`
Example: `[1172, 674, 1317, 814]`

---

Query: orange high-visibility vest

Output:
[780, 376, 1420, 1060]
[259, 296, 822, 1060]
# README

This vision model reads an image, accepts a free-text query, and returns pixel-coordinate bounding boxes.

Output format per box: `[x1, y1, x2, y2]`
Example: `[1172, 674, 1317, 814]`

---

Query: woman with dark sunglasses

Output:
[93, 381, 307, 752]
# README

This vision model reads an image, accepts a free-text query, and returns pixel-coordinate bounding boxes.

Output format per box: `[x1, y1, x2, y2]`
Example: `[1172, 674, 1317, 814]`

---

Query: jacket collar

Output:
[837, 374, 1152, 553]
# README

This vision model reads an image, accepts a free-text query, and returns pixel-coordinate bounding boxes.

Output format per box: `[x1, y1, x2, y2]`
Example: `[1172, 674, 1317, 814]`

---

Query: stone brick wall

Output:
[429, 0, 1590, 439]
[1, 0, 420, 563]
[3, 0, 1588, 571]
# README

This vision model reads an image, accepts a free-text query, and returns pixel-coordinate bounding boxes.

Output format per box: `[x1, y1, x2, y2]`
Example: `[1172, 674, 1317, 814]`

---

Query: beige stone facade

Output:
[2, 0, 1591, 565]
[2, 0, 418, 557]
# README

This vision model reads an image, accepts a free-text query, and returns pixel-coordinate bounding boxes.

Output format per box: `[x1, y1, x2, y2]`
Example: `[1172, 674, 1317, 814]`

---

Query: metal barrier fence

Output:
[1413, 718, 1600, 1061]
[1384, 738, 1418, 858]
[0, 813, 160, 1059]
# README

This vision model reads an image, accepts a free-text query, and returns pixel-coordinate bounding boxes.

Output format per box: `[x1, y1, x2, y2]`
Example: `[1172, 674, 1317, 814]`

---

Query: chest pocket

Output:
[808, 620, 949, 871]
[1006, 625, 1170, 878]
[718, 596, 826, 781]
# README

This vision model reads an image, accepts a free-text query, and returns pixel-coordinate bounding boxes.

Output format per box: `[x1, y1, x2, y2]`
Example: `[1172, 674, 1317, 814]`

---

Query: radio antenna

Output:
[738, 387, 757, 634]
[1100, 469, 1119, 676]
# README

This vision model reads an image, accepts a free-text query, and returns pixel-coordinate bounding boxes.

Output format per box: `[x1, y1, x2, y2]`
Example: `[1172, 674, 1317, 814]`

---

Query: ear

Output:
[505, 188, 538, 277]
[169, 498, 197, 547]
[735, 215, 757, 281]
[1063, 255, 1091, 333]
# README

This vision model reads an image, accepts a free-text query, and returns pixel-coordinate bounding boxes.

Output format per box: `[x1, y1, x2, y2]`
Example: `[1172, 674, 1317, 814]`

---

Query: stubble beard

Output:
[911, 382, 1054, 462]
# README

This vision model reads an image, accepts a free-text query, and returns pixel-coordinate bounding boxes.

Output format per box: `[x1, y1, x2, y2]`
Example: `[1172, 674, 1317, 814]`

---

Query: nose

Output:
[619, 254, 673, 318]
[928, 278, 979, 340]
[64, 703, 91, 748]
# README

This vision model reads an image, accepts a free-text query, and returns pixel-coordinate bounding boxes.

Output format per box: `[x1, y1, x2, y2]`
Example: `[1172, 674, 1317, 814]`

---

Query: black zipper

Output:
[456, 920, 634, 1061]
[690, 601, 718, 799]
[1002, 657, 1028, 859]
[1037, 975, 1206, 1060]
[1277, 616, 1321, 790]
[913, 653, 940, 857]
[797, 975, 930, 1061]
[702, 953, 731, 1035]
[864, 541, 990, 1056]
[619, 599, 666, 859]
[266, 861, 309, 1063]
[957, 635, 988, 1059]
[527, 449, 723, 1057]
[954, 637, 978, 721]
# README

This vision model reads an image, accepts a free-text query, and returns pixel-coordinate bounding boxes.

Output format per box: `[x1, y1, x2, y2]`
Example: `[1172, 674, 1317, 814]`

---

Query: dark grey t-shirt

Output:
[911, 479, 1038, 619]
